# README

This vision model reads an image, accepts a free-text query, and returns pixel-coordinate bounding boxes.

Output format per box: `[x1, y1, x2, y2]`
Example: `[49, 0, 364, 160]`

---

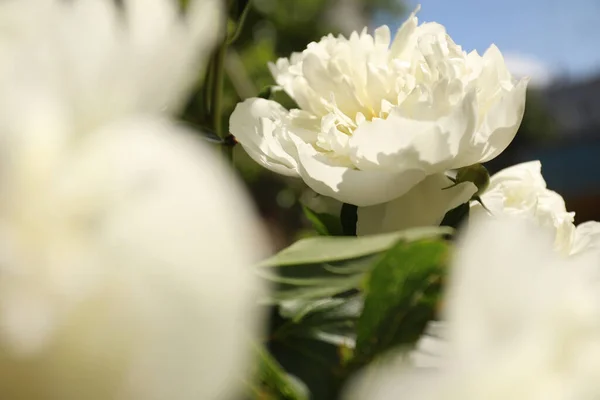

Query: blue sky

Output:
[375, 0, 600, 85]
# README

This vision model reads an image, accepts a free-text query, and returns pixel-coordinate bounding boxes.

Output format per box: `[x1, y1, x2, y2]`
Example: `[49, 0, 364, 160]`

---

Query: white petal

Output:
[229, 98, 300, 177]
[480, 79, 528, 162]
[487, 160, 544, 188]
[349, 115, 434, 171]
[295, 141, 426, 206]
[446, 216, 557, 361]
[302, 53, 364, 117]
[389, 8, 419, 57]
[350, 91, 478, 172]
[480, 44, 513, 85]
[475, 161, 577, 254]
[356, 174, 476, 235]
[572, 221, 600, 255]
[374, 25, 391, 48]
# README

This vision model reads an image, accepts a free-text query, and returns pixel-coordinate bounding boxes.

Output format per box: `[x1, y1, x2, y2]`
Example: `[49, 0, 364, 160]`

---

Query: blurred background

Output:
[184, 0, 600, 248]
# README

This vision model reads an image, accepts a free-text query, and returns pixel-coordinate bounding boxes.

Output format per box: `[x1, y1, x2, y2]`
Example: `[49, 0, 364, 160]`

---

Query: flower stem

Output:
[201, 58, 214, 122]
[340, 203, 358, 236]
[211, 43, 227, 140]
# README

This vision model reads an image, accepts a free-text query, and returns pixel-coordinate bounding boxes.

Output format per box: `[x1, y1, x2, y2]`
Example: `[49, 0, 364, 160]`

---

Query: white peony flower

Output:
[347, 216, 600, 400]
[472, 161, 600, 255]
[230, 8, 527, 207]
[0, 1, 270, 399]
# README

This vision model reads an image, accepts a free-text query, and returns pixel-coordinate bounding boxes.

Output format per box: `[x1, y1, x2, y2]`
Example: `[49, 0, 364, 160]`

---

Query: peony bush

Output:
[0, 2, 598, 400]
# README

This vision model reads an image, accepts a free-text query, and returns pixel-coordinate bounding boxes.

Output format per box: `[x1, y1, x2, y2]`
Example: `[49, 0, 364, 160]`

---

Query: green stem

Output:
[211, 44, 227, 139]
[340, 203, 358, 236]
[226, 0, 252, 45]
[201, 57, 214, 123]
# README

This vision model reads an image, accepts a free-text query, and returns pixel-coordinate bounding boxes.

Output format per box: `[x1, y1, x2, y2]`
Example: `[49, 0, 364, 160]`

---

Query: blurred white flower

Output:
[472, 161, 600, 255]
[0, 1, 270, 399]
[0, 121, 268, 400]
[409, 162, 600, 370]
[347, 217, 600, 400]
[230, 8, 527, 207]
[0, 0, 222, 123]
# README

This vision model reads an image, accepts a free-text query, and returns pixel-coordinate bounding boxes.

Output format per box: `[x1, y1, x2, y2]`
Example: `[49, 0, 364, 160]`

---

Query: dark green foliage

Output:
[302, 205, 344, 236]
[256, 229, 451, 399]
[351, 239, 447, 369]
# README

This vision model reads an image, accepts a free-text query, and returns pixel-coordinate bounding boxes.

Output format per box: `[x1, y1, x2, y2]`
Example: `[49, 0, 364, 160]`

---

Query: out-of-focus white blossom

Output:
[230, 8, 527, 207]
[347, 216, 600, 400]
[472, 161, 600, 255]
[407, 162, 600, 374]
[0, 0, 222, 122]
[0, 121, 268, 400]
[0, 1, 270, 399]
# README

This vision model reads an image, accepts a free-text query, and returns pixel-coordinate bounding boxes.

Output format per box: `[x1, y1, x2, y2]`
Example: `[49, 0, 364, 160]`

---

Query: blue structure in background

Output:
[515, 140, 600, 198]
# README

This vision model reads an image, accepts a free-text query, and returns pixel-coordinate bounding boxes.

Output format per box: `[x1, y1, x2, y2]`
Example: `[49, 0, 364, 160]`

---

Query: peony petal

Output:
[350, 90, 478, 172]
[356, 174, 476, 235]
[571, 221, 600, 255]
[480, 44, 513, 85]
[229, 98, 300, 177]
[348, 115, 433, 172]
[446, 216, 557, 361]
[487, 160, 544, 188]
[480, 79, 528, 162]
[389, 7, 419, 57]
[374, 25, 391, 48]
[302, 53, 364, 117]
[294, 141, 426, 207]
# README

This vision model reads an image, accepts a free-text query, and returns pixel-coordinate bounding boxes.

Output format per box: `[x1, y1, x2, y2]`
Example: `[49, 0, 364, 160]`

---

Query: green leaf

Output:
[268, 338, 347, 400]
[351, 239, 448, 369]
[260, 255, 376, 305]
[340, 203, 358, 236]
[265, 297, 356, 400]
[264, 275, 364, 304]
[259, 227, 452, 268]
[276, 295, 362, 343]
[302, 205, 344, 236]
[250, 345, 309, 400]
